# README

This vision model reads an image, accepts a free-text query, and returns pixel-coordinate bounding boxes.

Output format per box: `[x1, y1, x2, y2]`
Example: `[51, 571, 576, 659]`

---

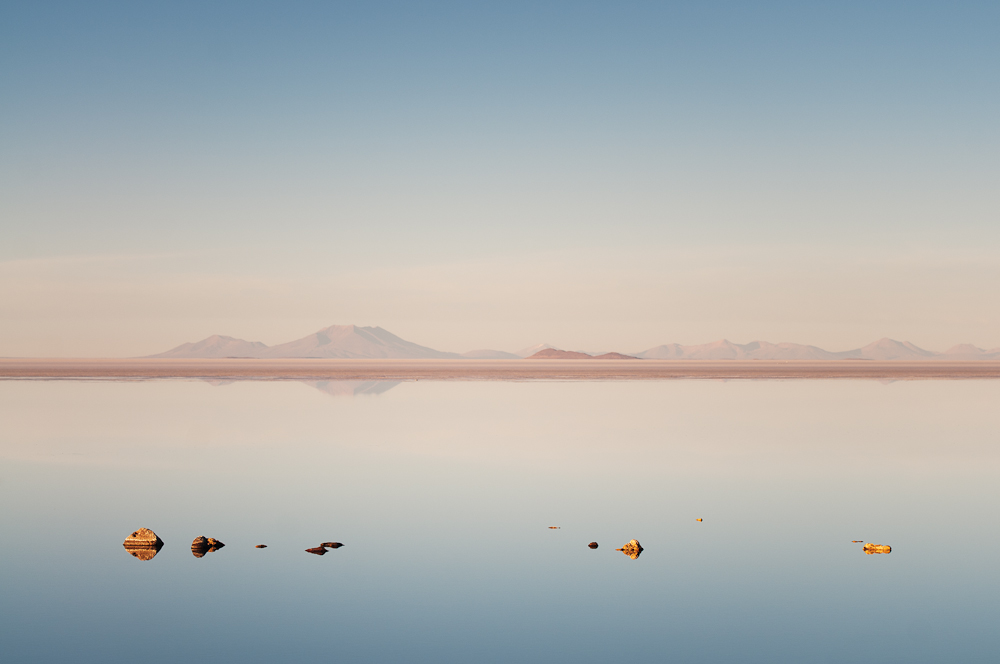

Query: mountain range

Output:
[147, 326, 1000, 361]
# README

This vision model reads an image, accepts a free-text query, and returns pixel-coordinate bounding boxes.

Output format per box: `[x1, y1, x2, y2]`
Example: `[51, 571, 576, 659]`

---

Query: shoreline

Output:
[3, 358, 1000, 380]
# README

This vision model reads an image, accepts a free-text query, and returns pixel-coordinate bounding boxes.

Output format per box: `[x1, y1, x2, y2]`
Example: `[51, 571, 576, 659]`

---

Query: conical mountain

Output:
[262, 325, 461, 359]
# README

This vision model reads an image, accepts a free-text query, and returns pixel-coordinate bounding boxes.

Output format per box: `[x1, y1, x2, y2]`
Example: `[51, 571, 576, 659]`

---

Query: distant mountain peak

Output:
[147, 325, 460, 359]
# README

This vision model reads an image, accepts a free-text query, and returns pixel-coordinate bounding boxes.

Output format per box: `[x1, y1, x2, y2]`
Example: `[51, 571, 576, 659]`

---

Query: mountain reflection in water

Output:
[203, 379, 401, 398]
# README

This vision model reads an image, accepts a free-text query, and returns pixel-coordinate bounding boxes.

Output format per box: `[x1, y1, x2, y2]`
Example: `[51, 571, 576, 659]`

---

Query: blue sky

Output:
[2, 1, 998, 355]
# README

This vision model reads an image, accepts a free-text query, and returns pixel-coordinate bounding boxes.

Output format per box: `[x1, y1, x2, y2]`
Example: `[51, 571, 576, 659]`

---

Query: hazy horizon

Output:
[3, 2, 998, 355]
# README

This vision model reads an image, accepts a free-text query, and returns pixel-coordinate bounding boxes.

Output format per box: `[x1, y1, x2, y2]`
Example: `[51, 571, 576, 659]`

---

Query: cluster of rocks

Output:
[123, 529, 349, 559]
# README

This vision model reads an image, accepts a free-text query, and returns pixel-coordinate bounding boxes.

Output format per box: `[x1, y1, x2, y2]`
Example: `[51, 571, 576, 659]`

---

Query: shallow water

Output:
[1, 378, 998, 663]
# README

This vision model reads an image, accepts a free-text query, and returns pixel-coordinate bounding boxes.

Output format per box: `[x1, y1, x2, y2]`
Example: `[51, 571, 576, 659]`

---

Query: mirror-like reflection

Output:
[616, 539, 644, 559]
[122, 528, 164, 561]
[3, 378, 999, 663]
[190, 536, 225, 558]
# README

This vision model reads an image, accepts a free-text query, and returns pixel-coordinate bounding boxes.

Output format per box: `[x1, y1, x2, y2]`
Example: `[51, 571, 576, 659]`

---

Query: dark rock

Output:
[305, 546, 327, 555]
[320, 542, 343, 549]
[588, 542, 599, 549]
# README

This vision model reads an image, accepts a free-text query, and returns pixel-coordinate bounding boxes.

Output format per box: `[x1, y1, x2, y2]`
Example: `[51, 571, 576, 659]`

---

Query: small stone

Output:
[616, 539, 644, 559]
[320, 542, 343, 549]
[588, 542, 599, 549]
[305, 546, 327, 555]
[255, 545, 267, 548]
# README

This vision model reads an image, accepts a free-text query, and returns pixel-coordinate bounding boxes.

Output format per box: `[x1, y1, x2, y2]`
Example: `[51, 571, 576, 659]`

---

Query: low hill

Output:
[527, 348, 639, 359]
[147, 335, 270, 359]
[461, 349, 522, 359]
[635, 338, 948, 360]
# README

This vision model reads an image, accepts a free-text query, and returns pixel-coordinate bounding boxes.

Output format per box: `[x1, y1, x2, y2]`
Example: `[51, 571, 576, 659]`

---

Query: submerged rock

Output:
[320, 542, 343, 549]
[863, 543, 891, 555]
[616, 539, 644, 559]
[588, 542, 599, 549]
[305, 546, 327, 555]
[191, 536, 225, 558]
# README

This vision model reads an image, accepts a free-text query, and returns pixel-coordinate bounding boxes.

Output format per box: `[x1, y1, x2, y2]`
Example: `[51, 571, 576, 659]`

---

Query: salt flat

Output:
[3, 358, 1000, 380]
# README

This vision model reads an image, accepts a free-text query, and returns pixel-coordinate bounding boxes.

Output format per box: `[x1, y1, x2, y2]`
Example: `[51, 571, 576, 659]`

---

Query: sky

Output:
[2, 1, 998, 356]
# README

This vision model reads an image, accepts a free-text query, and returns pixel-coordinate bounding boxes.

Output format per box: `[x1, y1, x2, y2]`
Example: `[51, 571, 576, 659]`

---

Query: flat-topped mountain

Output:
[528, 348, 640, 360]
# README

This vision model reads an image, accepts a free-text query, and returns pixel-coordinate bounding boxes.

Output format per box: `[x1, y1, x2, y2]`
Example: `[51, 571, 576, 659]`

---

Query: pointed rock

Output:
[616, 539, 644, 559]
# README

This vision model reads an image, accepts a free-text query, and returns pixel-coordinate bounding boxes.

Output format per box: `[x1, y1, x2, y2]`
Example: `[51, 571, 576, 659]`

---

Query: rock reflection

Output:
[616, 539, 643, 559]
[122, 527, 164, 562]
[191, 536, 225, 558]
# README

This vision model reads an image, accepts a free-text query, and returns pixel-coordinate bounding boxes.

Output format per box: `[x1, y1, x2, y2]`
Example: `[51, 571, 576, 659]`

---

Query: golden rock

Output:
[616, 539, 644, 559]
[863, 543, 891, 554]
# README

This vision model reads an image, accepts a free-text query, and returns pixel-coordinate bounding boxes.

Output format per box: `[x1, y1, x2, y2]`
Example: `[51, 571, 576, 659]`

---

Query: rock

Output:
[305, 546, 327, 555]
[255, 545, 267, 548]
[320, 542, 343, 549]
[616, 539, 644, 559]
[588, 542, 599, 549]
[191, 536, 225, 558]
[863, 543, 891, 554]
[123, 528, 163, 549]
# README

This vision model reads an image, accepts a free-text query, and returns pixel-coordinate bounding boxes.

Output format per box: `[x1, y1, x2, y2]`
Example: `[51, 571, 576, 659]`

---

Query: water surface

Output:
[1, 379, 998, 662]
